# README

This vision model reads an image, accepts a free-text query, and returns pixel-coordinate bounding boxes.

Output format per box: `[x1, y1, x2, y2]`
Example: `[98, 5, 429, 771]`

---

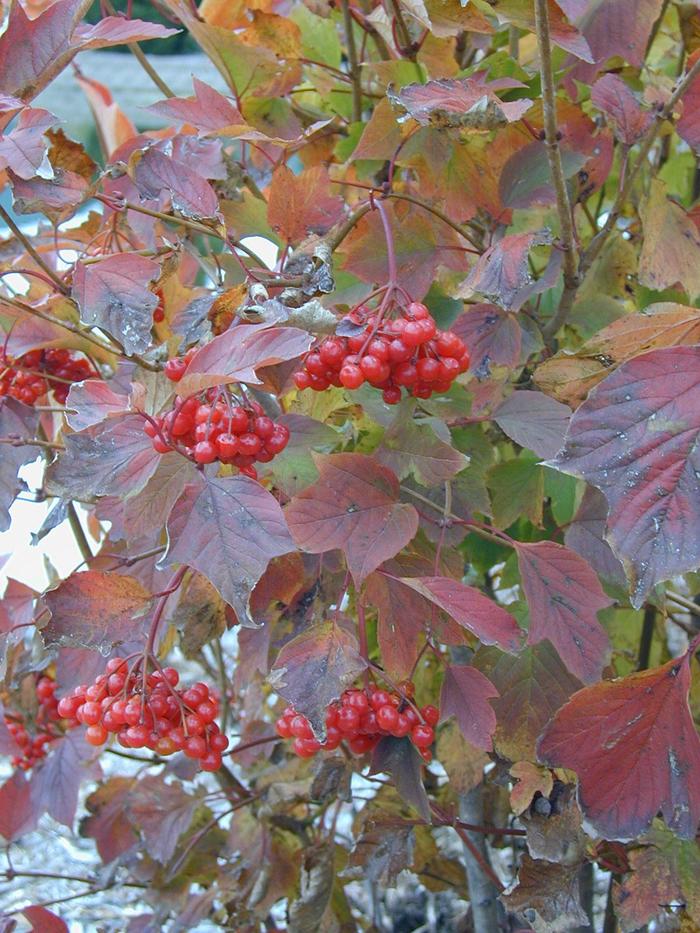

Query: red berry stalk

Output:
[143, 384, 290, 479]
[57, 659, 229, 771]
[294, 301, 469, 405]
[276, 682, 439, 763]
[0, 349, 98, 405]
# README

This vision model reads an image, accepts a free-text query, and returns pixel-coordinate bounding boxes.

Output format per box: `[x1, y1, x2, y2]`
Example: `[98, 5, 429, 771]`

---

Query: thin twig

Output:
[102, 0, 177, 98]
[0, 203, 69, 295]
[0, 435, 64, 450]
[667, 590, 700, 619]
[342, 0, 363, 122]
[67, 501, 93, 564]
[534, 0, 579, 342]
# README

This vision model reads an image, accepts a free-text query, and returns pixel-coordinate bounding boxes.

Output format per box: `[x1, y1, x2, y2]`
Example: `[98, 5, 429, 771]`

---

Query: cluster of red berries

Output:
[0, 349, 96, 405]
[276, 683, 439, 762]
[293, 302, 470, 405]
[4, 675, 65, 770]
[56, 659, 228, 772]
[143, 390, 290, 478]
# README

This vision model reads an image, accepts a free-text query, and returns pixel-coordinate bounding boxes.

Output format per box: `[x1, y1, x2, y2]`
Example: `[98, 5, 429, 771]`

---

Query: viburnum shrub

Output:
[1, 0, 700, 930]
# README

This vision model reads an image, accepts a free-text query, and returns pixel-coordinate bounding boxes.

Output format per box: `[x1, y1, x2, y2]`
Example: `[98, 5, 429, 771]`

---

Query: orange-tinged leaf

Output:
[76, 73, 137, 156]
[269, 620, 367, 736]
[538, 654, 700, 840]
[267, 165, 344, 245]
[44, 571, 151, 653]
[639, 179, 700, 299]
[286, 453, 418, 585]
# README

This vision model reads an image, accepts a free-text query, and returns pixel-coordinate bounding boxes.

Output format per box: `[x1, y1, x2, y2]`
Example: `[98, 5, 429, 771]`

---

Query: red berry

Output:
[345, 690, 369, 712]
[421, 705, 440, 727]
[85, 724, 108, 746]
[407, 301, 429, 320]
[290, 715, 314, 740]
[347, 734, 375, 755]
[165, 359, 187, 382]
[184, 735, 207, 758]
[253, 416, 274, 439]
[411, 723, 434, 748]
[200, 750, 223, 771]
[336, 707, 360, 733]
[194, 440, 217, 464]
[266, 425, 290, 454]
[238, 433, 262, 456]
[294, 371, 311, 390]
[383, 386, 402, 405]
[209, 733, 229, 752]
[319, 338, 346, 368]
[339, 364, 364, 389]
[376, 704, 399, 732]
[416, 357, 441, 382]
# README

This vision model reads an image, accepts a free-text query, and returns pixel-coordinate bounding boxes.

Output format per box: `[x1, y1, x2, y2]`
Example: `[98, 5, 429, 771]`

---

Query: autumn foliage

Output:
[1, 0, 700, 929]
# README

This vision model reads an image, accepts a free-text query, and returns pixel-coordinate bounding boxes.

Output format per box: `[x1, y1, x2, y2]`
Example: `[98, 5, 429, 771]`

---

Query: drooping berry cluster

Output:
[57, 659, 228, 771]
[4, 675, 66, 770]
[144, 388, 290, 478]
[276, 683, 439, 762]
[0, 349, 96, 405]
[293, 302, 470, 405]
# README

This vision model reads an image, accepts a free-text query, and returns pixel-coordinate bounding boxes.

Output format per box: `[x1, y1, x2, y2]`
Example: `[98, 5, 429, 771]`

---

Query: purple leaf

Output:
[30, 731, 102, 827]
[550, 345, 700, 607]
[148, 77, 245, 134]
[515, 540, 612, 683]
[0, 399, 41, 532]
[388, 76, 532, 128]
[396, 576, 522, 653]
[0, 107, 55, 179]
[285, 453, 418, 585]
[440, 665, 498, 750]
[590, 74, 652, 145]
[163, 474, 294, 626]
[494, 390, 571, 458]
[269, 620, 367, 737]
[72, 254, 160, 355]
[132, 147, 220, 221]
[45, 414, 162, 500]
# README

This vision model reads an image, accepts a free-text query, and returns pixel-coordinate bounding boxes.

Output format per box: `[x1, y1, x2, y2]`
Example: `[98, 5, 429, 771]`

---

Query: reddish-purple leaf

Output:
[538, 653, 700, 840]
[30, 731, 102, 827]
[0, 0, 87, 100]
[123, 455, 198, 541]
[550, 346, 700, 607]
[0, 770, 37, 841]
[460, 230, 551, 311]
[677, 50, 700, 154]
[285, 453, 418, 584]
[493, 391, 571, 458]
[72, 254, 160, 355]
[489, 0, 593, 60]
[515, 540, 612, 684]
[439, 665, 498, 750]
[388, 76, 532, 129]
[590, 74, 652, 145]
[45, 414, 162, 501]
[163, 473, 293, 626]
[268, 165, 344, 244]
[21, 908, 68, 933]
[577, 0, 664, 70]
[0, 577, 35, 631]
[0, 1, 175, 102]
[177, 322, 313, 396]
[564, 486, 626, 587]
[127, 775, 199, 864]
[65, 378, 130, 432]
[10, 167, 90, 221]
[44, 571, 151, 654]
[149, 77, 245, 133]
[132, 146, 220, 221]
[396, 576, 522, 653]
[0, 106, 55, 178]
[474, 643, 583, 760]
[451, 304, 522, 378]
[74, 16, 178, 49]
[370, 736, 430, 821]
[82, 777, 136, 864]
[0, 399, 41, 531]
[269, 620, 367, 736]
